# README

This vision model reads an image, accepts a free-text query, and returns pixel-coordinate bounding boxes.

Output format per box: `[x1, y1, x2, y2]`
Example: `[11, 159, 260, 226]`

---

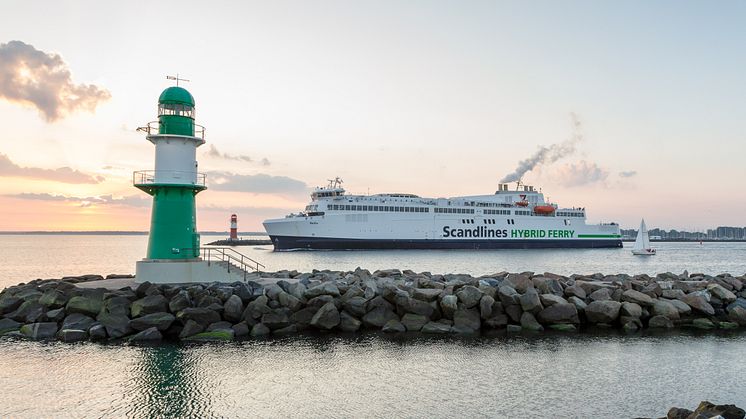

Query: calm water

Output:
[1, 234, 745, 418]
[1, 235, 744, 287]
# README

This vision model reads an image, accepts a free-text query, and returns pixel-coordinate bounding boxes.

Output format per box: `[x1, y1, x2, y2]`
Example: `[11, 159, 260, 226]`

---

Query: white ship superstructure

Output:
[263, 178, 622, 250]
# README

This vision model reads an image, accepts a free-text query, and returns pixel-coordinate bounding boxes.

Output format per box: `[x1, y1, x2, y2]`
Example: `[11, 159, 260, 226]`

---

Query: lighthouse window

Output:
[158, 103, 194, 118]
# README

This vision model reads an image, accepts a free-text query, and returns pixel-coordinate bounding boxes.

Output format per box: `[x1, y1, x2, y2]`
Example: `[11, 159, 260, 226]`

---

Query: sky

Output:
[0, 0, 744, 232]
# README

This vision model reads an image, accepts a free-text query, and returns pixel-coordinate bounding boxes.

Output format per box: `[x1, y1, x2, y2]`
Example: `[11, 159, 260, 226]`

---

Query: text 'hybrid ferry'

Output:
[262, 178, 622, 250]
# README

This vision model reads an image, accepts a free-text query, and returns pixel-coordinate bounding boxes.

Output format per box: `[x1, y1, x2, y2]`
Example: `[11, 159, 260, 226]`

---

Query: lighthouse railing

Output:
[195, 247, 265, 279]
[133, 170, 206, 188]
[137, 121, 205, 139]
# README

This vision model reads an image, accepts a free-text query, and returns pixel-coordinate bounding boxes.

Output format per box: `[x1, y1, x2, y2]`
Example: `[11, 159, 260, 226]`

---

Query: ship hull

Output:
[269, 235, 623, 250]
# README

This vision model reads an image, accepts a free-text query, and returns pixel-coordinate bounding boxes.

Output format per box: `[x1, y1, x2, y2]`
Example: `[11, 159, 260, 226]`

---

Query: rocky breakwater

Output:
[1, 269, 746, 343]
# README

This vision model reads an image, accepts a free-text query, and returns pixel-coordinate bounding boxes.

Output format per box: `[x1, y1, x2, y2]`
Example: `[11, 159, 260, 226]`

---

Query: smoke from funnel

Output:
[500, 113, 583, 183]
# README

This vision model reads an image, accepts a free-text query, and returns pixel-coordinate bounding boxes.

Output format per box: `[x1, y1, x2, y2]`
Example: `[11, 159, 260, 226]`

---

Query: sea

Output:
[1, 234, 745, 418]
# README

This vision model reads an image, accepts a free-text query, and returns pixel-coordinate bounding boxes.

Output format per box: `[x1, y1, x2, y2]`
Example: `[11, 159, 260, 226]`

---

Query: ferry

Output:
[262, 178, 622, 250]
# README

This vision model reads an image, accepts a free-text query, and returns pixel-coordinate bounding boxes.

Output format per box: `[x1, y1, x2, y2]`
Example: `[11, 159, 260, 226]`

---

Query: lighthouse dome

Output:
[158, 86, 195, 106]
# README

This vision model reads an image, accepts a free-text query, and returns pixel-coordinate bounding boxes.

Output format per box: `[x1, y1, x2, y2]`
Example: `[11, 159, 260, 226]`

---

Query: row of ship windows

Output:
[434, 208, 476, 214]
[328, 205, 431, 213]
[325, 206, 583, 217]
[462, 219, 517, 225]
[556, 211, 584, 217]
[483, 209, 511, 215]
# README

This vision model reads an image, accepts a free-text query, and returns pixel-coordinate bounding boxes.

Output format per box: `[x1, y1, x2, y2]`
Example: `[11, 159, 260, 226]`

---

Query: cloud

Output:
[6, 192, 149, 207]
[199, 204, 296, 218]
[0, 40, 110, 122]
[500, 112, 583, 183]
[204, 144, 271, 166]
[619, 170, 637, 178]
[0, 153, 104, 184]
[552, 160, 609, 187]
[207, 172, 309, 197]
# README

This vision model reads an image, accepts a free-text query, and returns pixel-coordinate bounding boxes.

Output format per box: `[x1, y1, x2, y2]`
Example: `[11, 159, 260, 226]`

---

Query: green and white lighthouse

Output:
[134, 85, 205, 260]
[134, 80, 261, 284]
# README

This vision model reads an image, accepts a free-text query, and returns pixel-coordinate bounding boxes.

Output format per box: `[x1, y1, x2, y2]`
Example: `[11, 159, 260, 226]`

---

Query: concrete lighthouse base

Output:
[135, 259, 254, 284]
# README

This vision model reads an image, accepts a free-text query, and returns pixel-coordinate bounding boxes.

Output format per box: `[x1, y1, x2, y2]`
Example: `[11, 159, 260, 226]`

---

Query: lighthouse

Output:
[230, 214, 238, 241]
[133, 80, 262, 283]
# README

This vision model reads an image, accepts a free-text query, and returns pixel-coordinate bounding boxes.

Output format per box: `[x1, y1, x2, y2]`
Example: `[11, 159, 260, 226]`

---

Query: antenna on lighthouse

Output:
[166, 74, 190, 86]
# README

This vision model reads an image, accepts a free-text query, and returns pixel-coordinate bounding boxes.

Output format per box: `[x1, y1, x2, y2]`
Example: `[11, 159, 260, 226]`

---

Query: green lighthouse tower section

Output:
[135, 85, 206, 260]
[158, 86, 195, 136]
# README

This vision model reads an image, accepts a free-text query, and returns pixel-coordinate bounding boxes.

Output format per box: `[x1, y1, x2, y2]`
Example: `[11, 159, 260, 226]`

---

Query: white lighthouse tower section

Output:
[151, 136, 204, 185]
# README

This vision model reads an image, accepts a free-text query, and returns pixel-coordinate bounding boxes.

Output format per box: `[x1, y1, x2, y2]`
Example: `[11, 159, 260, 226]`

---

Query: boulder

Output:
[342, 297, 368, 318]
[519, 288, 542, 314]
[548, 324, 576, 332]
[207, 321, 234, 332]
[652, 300, 680, 320]
[45, 307, 66, 322]
[290, 307, 317, 329]
[620, 302, 642, 318]
[0, 296, 22, 314]
[585, 301, 622, 324]
[128, 327, 163, 342]
[520, 312, 544, 331]
[168, 290, 192, 313]
[232, 321, 250, 337]
[440, 295, 458, 319]
[687, 401, 745, 419]
[61, 313, 96, 332]
[456, 286, 483, 309]
[0, 318, 21, 334]
[339, 311, 362, 332]
[539, 294, 567, 307]
[661, 289, 685, 300]
[421, 321, 451, 334]
[38, 289, 68, 308]
[707, 284, 737, 304]
[397, 295, 434, 318]
[728, 306, 746, 326]
[362, 306, 398, 328]
[8, 301, 45, 323]
[310, 302, 340, 330]
[621, 290, 654, 306]
[534, 277, 564, 296]
[178, 319, 204, 339]
[484, 314, 509, 329]
[497, 286, 519, 306]
[277, 292, 302, 312]
[273, 324, 298, 336]
[564, 285, 586, 300]
[101, 297, 131, 317]
[681, 294, 715, 316]
[401, 313, 428, 331]
[89, 324, 107, 340]
[537, 303, 579, 324]
[20, 322, 58, 339]
[479, 295, 495, 319]
[567, 296, 587, 313]
[453, 308, 481, 333]
[412, 288, 442, 302]
[250, 323, 271, 337]
[648, 315, 674, 328]
[66, 296, 103, 317]
[382, 320, 406, 333]
[667, 299, 692, 316]
[223, 295, 244, 322]
[304, 282, 341, 299]
[589, 288, 612, 301]
[692, 318, 716, 329]
[130, 312, 175, 331]
[60, 329, 87, 343]
[261, 311, 291, 330]
[97, 312, 132, 338]
[504, 304, 523, 323]
[177, 307, 221, 327]
[131, 295, 168, 318]
[503, 273, 532, 293]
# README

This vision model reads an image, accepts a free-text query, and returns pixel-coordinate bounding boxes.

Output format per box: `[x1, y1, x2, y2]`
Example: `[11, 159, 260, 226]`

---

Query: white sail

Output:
[632, 219, 650, 251]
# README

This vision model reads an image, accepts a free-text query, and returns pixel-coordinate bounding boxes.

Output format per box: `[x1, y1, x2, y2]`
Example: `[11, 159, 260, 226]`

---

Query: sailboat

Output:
[632, 219, 656, 256]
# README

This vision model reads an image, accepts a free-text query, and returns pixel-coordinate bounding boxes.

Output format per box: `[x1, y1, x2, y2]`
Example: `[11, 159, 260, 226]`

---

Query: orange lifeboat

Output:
[516, 201, 529, 207]
[533, 205, 555, 214]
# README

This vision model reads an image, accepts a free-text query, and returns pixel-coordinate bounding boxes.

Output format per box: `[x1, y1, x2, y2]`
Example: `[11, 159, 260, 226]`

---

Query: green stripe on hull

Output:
[577, 234, 622, 238]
